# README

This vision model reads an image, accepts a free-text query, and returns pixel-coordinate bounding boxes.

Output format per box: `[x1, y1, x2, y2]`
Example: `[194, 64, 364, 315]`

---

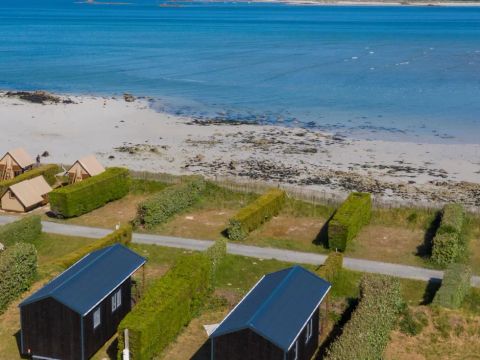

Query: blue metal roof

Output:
[20, 244, 145, 315]
[210, 266, 331, 351]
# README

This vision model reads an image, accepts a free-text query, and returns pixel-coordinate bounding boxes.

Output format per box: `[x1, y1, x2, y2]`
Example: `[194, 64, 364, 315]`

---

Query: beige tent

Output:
[66, 155, 105, 184]
[0, 148, 35, 181]
[1, 176, 52, 213]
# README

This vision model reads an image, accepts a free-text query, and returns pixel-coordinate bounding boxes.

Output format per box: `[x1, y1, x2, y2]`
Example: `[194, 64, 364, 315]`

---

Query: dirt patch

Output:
[252, 215, 325, 243]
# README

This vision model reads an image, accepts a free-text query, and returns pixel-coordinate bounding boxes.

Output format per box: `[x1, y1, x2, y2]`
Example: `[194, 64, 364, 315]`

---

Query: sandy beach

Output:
[0, 91, 479, 208]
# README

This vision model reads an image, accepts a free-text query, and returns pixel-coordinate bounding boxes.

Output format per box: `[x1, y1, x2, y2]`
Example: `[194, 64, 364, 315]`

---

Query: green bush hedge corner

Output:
[227, 188, 286, 241]
[55, 224, 132, 269]
[117, 253, 212, 360]
[325, 274, 402, 360]
[136, 176, 206, 229]
[328, 192, 372, 251]
[49, 167, 130, 218]
[317, 252, 343, 283]
[431, 233, 460, 267]
[0, 215, 42, 247]
[433, 263, 471, 309]
[0, 164, 61, 194]
[0, 242, 37, 314]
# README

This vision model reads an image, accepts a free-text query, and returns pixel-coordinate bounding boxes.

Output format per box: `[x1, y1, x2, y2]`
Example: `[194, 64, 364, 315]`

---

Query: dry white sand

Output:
[1, 93, 479, 206]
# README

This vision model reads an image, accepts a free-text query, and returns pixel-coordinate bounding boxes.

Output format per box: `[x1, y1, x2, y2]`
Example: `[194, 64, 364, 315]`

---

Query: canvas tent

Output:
[0, 176, 52, 212]
[0, 148, 35, 181]
[66, 155, 105, 184]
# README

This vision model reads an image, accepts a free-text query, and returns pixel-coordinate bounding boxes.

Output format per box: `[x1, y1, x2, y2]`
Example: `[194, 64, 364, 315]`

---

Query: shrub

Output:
[227, 188, 286, 240]
[433, 263, 471, 309]
[0, 215, 42, 247]
[136, 177, 206, 229]
[328, 192, 372, 251]
[437, 204, 465, 235]
[0, 242, 37, 314]
[205, 238, 227, 285]
[325, 274, 402, 360]
[0, 164, 61, 194]
[49, 167, 130, 218]
[431, 233, 460, 267]
[117, 253, 212, 360]
[398, 305, 428, 336]
[317, 252, 343, 283]
[55, 224, 132, 269]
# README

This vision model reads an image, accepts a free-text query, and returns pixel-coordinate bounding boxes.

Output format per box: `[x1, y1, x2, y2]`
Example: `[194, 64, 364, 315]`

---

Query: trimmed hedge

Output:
[55, 224, 132, 269]
[433, 263, 471, 309]
[136, 177, 206, 229]
[325, 274, 402, 360]
[205, 238, 227, 286]
[0, 242, 37, 314]
[0, 164, 61, 194]
[317, 252, 343, 283]
[117, 253, 212, 360]
[437, 204, 465, 235]
[49, 167, 130, 218]
[0, 215, 42, 247]
[328, 192, 372, 251]
[431, 233, 460, 267]
[227, 188, 286, 241]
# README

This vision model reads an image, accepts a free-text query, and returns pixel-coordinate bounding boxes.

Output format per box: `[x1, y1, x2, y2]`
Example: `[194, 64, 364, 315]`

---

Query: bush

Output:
[317, 252, 343, 283]
[0, 164, 61, 194]
[227, 188, 286, 240]
[433, 263, 471, 309]
[437, 204, 465, 235]
[136, 177, 206, 229]
[398, 305, 428, 336]
[325, 274, 402, 360]
[49, 167, 130, 218]
[328, 192, 372, 251]
[55, 224, 132, 269]
[0, 242, 37, 314]
[0, 216, 42, 247]
[431, 233, 460, 267]
[205, 238, 227, 285]
[117, 253, 212, 360]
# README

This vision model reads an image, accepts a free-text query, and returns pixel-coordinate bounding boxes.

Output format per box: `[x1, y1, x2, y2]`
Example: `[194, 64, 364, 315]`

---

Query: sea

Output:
[0, 0, 479, 143]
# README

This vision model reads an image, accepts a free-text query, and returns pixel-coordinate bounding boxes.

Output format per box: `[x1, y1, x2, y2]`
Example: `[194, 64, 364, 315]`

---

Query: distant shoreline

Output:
[257, 0, 480, 6]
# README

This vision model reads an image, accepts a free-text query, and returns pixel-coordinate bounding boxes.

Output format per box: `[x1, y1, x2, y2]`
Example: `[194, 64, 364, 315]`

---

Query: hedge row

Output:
[325, 274, 402, 360]
[55, 224, 132, 269]
[205, 238, 227, 286]
[433, 263, 471, 309]
[135, 177, 206, 229]
[0, 242, 37, 314]
[0, 164, 61, 194]
[117, 253, 212, 360]
[431, 204, 466, 266]
[328, 192, 372, 251]
[50, 167, 130, 218]
[227, 188, 286, 241]
[0, 216, 42, 247]
[317, 252, 343, 283]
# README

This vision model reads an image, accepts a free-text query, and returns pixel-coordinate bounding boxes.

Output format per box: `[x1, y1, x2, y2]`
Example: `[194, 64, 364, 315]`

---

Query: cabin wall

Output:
[0, 154, 23, 180]
[0, 190, 26, 212]
[20, 297, 82, 360]
[67, 162, 90, 184]
[286, 308, 320, 360]
[83, 278, 132, 359]
[213, 328, 285, 360]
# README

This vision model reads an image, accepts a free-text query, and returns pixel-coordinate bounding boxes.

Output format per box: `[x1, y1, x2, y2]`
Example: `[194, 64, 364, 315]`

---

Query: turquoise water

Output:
[0, 1, 479, 142]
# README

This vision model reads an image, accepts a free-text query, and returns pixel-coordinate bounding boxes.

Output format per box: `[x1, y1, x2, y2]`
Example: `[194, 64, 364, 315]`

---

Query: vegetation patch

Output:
[227, 188, 286, 240]
[49, 167, 130, 218]
[433, 263, 471, 309]
[0, 216, 42, 247]
[328, 192, 372, 251]
[0, 164, 61, 194]
[317, 252, 343, 283]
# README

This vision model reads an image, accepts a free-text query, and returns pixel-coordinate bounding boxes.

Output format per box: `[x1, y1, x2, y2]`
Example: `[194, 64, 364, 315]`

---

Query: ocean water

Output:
[0, 0, 479, 143]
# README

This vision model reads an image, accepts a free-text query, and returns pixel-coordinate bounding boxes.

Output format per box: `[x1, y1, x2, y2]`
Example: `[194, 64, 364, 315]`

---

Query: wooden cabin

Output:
[19, 244, 146, 360]
[210, 266, 331, 360]
[66, 155, 105, 184]
[0, 176, 52, 212]
[0, 148, 34, 181]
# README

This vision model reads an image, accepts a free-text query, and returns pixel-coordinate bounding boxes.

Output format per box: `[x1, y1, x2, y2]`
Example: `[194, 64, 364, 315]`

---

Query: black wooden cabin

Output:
[210, 266, 331, 360]
[19, 244, 145, 360]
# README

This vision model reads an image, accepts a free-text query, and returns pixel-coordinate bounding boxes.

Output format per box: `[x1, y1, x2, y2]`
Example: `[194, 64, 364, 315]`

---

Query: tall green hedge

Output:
[328, 192, 372, 251]
[55, 224, 132, 269]
[325, 274, 402, 360]
[117, 253, 212, 360]
[0, 215, 42, 247]
[433, 263, 471, 309]
[0, 242, 37, 314]
[431, 203, 466, 267]
[135, 177, 206, 229]
[317, 252, 343, 283]
[0, 164, 61, 194]
[49, 167, 130, 218]
[205, 238, 227, 286]
[227, 188, 286, 241]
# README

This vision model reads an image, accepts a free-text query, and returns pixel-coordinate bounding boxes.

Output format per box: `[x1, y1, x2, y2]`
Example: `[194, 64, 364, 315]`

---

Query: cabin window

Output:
[293, 341, 298, 360]
[93, 308, 101, 329]
[111, 289, 122, 312]
[305, 318, 313, 343]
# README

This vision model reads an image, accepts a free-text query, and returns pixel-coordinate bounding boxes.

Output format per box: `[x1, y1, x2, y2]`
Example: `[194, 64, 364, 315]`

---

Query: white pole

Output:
[122, 328, 130, 360]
